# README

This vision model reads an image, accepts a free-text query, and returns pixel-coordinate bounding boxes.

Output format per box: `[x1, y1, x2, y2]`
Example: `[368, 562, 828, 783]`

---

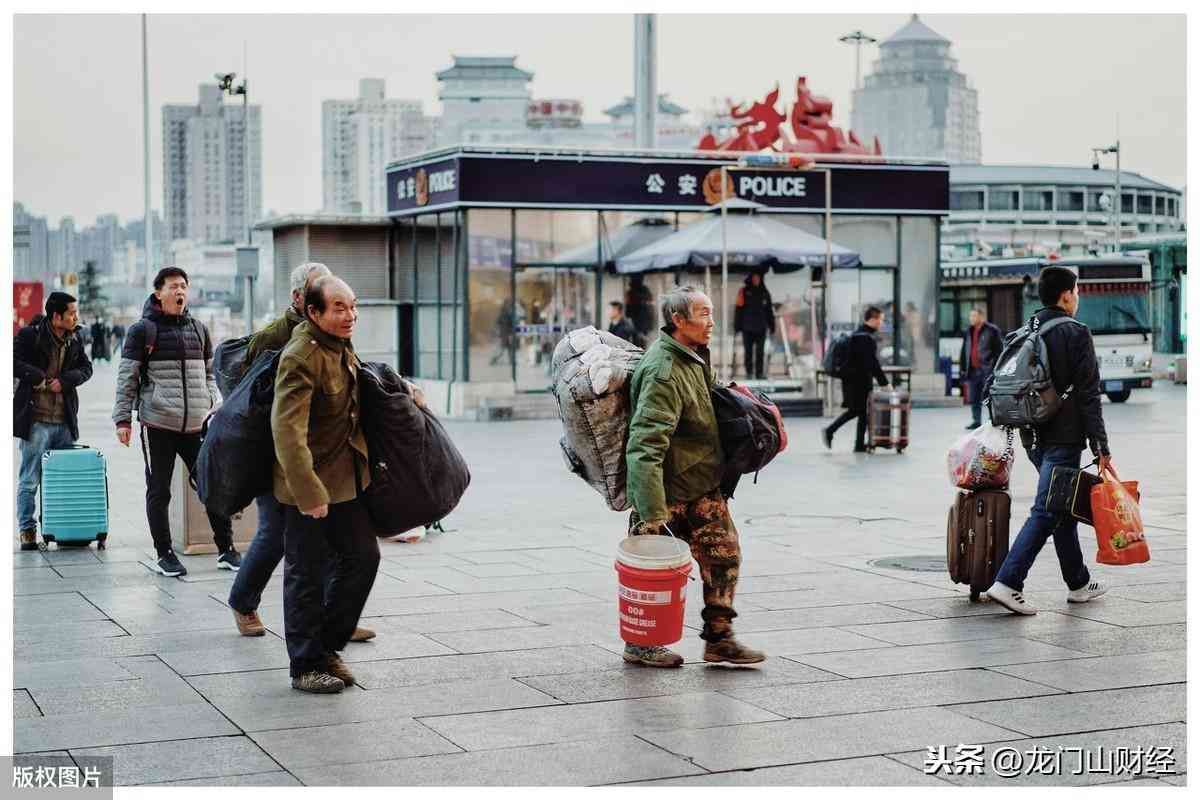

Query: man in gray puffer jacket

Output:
[113, 266, 238, 577]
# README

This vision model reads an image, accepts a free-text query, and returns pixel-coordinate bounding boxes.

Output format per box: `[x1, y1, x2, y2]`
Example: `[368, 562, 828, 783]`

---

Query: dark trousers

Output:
[742, 331, 767, 379]
[827, 386, 870, 451]
[966, 366, 989, 426]
[994, 445, 1090, 593]
[282, 497, 380, 677]
[143, 426, 233, 556]
[229, 493, 306, 613]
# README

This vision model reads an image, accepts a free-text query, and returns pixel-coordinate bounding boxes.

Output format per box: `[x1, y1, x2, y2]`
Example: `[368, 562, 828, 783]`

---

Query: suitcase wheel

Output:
[896, 447, 906, 454]
[970, 589, 981, 602]
[97, 534, 107, 551]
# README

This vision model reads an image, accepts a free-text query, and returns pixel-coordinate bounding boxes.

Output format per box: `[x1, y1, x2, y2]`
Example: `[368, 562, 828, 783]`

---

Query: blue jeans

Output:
[994, 445, 1091, 593]
[17, 422, 75, 533]
[228, 493, 334, 614]
[966, 367, 989, 426]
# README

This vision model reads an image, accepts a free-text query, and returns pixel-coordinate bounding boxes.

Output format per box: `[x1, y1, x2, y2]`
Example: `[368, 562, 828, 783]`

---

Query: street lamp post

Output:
[839, 30, 878, 91]
[217, 71, 254, 333]
[1092, 141, 1121, 250]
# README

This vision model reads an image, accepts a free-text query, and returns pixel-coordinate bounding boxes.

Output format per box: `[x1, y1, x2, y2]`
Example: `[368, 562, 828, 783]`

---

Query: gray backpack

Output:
[987, 316, 1082, 429]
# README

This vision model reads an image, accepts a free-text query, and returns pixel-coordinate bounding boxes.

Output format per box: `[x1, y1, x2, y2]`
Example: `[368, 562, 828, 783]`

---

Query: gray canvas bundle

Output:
[552, 326, 644, 511]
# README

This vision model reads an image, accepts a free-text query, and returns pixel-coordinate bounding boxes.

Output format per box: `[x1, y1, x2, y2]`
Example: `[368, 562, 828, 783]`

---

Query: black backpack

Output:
[213, 335, 252, 399]
[987, 315, 1081, 429]
[195, 349, 280, 518]
[711, 382, 788, 497]
[821, 332, 863, 379]
[357, 362, 471, 535]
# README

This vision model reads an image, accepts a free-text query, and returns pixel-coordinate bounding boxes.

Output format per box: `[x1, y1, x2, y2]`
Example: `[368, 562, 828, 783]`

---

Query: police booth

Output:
[383, 145, 949, 418]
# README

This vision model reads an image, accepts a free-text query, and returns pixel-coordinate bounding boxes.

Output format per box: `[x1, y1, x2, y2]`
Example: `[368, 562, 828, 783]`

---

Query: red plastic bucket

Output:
[614, 535, 693, 646]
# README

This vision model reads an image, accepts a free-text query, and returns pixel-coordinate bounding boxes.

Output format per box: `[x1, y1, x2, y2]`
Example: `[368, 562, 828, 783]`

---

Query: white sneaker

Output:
[986, 581, 1038, 616]
[1067, 580, 1109, 604]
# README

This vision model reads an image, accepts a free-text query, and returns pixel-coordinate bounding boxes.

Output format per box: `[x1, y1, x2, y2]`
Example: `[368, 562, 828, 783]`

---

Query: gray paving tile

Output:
[13, 592, 107, 625]
[14, 620, 129, 647]
[29, 656, 206, 716]
[15, 703, 239, 753]
[888, 723, 1187, 786]
[948, 683, 1186, 738]
[421, 691, 783, 751]
[73, 736, 278, 786]
[1025, 624, 1187, 657]
[739, 584, 960, 610]
[846, 612, 1121, 646]
[723, 668, 1064, 718]
[448, 561, 544, 578]
[13, 627, 283, 663]
[884, 596, 1018, 619]
[1055, 600, 1186, 627]
[14, 657, 136, 690]
[319, 587, 601, 617]
[291, 734, 705, 786]
[249, 719, 461, 770]
[13, 689, 42, 719]
[713, 603, 933, 633]
[796, 637, 1092, 678]
[1109, 582, 1186, 603]
[630, 755, 950, 786]
[1159, 773, 1188, 786]
[188, 671, 560, 732]
[640, 707, 1018, 772]
[518, 659, 842, 703]
[334, 632, 459, 663]
[427, 623, 612, 654]
[149, 771, 303, 787]
[987, 651, 1186, 692]
[357, 609, 538, 635]
[350, 645, 617, 689]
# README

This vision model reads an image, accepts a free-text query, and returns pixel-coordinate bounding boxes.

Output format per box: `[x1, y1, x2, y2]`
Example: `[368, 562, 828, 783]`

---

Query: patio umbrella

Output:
[552, 217, 676, 267]
[614, 209, 861, 274]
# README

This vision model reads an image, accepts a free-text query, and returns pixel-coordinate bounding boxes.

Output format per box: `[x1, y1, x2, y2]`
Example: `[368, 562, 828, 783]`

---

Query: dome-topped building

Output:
[851, 14, 981, 163]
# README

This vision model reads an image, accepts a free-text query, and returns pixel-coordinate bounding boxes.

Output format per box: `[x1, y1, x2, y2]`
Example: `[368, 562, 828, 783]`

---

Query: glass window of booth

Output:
[466, 208, 515, 383]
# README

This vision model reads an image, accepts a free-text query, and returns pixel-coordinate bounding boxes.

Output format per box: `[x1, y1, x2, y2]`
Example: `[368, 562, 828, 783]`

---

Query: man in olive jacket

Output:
[624, 286, 765, 668]
[273, 275, 380, 693]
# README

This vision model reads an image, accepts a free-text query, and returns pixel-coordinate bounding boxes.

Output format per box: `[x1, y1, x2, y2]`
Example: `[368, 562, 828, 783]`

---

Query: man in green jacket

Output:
[273, 275, 380, 693]
[624, 285, 765, 668]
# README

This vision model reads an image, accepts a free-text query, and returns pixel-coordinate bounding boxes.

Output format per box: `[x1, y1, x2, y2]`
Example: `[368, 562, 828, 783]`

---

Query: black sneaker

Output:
[155, 550, 187, 577]
[820, 428, 833, 451]
[217, 549, 241, 571]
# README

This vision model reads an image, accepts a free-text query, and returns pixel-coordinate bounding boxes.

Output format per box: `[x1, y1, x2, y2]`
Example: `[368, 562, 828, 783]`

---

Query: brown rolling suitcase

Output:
[946, 490, 1011, 601]
[867, 388, 910, 453]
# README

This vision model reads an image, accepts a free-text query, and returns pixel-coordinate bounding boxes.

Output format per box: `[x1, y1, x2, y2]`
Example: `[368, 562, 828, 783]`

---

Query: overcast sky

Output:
[13, 13, 1186, 226]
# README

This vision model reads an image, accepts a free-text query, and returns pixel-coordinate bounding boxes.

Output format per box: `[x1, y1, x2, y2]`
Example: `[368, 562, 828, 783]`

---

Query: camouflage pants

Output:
[629, 488, 740, 642]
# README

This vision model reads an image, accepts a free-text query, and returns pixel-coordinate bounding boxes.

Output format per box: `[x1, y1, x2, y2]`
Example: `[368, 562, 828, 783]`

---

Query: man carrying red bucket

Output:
[622, 286, 765, 668]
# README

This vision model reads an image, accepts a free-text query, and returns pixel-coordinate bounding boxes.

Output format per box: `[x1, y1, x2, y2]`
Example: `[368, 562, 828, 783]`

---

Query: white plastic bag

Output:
[947, 422, 1014, 490]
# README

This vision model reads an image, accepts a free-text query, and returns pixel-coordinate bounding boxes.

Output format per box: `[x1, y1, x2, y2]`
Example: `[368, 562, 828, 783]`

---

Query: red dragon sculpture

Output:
[698, 77, 881, 157]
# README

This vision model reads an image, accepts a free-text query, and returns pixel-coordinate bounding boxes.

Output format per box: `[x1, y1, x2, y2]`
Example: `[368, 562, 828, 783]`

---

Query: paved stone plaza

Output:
[11, 361, 1187, 786]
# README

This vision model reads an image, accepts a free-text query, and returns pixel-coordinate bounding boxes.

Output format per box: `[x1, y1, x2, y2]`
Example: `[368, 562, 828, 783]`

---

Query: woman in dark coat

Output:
[733, 272, 775, 379]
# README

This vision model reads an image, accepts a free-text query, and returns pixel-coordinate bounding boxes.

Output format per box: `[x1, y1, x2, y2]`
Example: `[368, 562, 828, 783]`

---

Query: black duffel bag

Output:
[357, 362, 471, 536]
[711, 382, 788, 497]
[196, 349, 280, 518]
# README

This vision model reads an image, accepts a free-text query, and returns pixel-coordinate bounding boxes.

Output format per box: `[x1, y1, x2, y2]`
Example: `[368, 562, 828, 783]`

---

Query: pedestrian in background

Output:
[960, 307, 1002, 430]
[272, 275, 380, 693]
[14, 292, 93, 551]
[987, 266, 1111, 615]
[113, 266, 239, 577]
[90, 318, 110, 363]
[733, 272, 775, 380]
[624, 285, 765, 669]
[607, 300, 640, 346]
[822, 306, 891, 453]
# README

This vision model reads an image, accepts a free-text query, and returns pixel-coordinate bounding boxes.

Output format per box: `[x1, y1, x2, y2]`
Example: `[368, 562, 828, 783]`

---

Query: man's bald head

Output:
[305, 275, 358, 340]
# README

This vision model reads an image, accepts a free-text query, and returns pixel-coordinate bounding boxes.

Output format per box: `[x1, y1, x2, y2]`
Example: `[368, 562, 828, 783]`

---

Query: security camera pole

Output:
[1092, 140, 1121, 250]
[217, 69, 255, 332]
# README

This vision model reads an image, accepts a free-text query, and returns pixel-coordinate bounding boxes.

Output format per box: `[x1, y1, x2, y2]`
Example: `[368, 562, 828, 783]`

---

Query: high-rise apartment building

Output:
[322, 79, 432, 214]
[162, 84, 262, 243]
[13, 203, 49, 280]
[851, 14, 981, 163]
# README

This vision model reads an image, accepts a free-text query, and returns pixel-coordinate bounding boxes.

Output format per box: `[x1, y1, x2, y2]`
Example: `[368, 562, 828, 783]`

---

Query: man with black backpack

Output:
[821, 306, 892, 452]
[985, 265, 1110, 615]
[113, 266, 239, 577]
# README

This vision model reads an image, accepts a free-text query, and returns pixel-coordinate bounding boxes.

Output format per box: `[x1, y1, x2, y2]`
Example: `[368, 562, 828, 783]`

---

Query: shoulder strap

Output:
[141, 320, 158, 361]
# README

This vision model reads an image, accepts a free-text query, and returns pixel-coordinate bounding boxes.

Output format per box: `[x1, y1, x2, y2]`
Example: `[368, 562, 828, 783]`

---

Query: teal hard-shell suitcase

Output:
[40, 446, 109, 549]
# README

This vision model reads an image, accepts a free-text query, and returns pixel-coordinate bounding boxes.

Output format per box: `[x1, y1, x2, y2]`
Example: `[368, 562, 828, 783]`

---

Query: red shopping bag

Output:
[1091, 463, 1149, 566]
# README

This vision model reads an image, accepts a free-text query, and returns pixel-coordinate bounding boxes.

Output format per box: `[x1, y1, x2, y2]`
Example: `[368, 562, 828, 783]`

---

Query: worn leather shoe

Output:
[703, 637, 766, 665]
[233, 609, 265, 637]
[349, 626, 376, 642]
[325, 654, 356, 687]
[622, 643, 684, 668]
[19, 530, 38, 552]
[291, 671, 345, 693]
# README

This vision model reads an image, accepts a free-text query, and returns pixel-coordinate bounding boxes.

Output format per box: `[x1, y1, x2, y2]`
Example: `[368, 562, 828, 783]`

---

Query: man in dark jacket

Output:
[960, 307, 1003, 430]
[733, 272, 775, 379]
[14, 293, 93, 550]
[822, 306, 891, 452]
[226, 261, 374, 645]
[624, 285, 764, 669]
[272, 275, 380, 693]
[113, 266, 238, 578]
[986, 266, 1111, 615]
[625, 276, 655, 340]
[607, 301, 640, 346]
